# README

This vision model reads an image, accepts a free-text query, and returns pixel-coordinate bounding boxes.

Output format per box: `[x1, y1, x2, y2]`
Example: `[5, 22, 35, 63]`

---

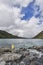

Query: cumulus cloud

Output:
[0, 4, 13, 26]
[0, 0, 43, 38]
[0, 0, 33, 7]
[35, 0, 43, 23]
[13, 0, 33, 7]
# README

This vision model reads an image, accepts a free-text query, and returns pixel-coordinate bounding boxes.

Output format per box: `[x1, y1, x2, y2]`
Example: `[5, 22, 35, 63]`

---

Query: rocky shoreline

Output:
[0, 46, 43, 65]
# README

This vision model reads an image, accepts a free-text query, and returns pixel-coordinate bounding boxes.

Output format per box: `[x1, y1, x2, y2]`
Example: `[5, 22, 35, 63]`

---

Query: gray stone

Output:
[20, 61, 25, 65]
[22, 56, 30, 65]
[20, 51, 29, 57]
[5, 62, 17, 65]
[0, 61, 5, 65]
[2, 53, 22, 61]
[30, 61, 43, 65]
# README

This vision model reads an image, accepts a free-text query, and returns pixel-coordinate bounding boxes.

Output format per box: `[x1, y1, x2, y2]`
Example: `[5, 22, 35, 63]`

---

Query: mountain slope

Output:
[33, 31, 43, 39]
[0, 30, 26, 39]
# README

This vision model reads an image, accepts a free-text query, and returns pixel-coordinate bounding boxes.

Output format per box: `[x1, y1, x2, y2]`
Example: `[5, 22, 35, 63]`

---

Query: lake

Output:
[0, 39, 43, 48]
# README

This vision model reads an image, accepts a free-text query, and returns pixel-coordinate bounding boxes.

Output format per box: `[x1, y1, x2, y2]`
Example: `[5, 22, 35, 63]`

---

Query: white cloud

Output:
[8, 28, 24, 37]
[0, 0, 33, 7]
[20, 17, 42, 38]
[13, 0, 33, 7]
[0, 4, 13, 26]
[0, 27, 7, 30]
[35, 0, 43, 21]
[36, 0, 43, 10]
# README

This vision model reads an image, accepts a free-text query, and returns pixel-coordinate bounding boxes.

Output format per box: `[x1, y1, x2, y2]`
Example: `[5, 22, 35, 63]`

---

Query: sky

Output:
[0, 0, 43, 38]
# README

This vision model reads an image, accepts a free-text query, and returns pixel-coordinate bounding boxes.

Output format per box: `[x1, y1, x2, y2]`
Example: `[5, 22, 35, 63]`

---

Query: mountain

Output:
[1, 30, 43, 39]
[0, 30, 27, 39]
[33, 31, 43, 39]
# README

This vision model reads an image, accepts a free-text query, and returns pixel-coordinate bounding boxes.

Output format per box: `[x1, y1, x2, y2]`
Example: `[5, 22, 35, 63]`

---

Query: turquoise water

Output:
[0, 39, 43, 48]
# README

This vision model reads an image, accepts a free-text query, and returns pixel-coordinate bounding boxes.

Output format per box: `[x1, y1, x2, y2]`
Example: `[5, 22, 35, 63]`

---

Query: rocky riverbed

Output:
[0, 46, 43, 65]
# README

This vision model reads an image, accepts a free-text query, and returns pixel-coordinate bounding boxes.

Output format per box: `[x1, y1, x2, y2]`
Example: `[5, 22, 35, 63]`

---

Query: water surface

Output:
[0, 39, 43, 48]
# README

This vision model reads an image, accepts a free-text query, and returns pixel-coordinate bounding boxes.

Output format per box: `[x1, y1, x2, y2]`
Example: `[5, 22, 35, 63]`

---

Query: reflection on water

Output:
[0, 39, 43, 48]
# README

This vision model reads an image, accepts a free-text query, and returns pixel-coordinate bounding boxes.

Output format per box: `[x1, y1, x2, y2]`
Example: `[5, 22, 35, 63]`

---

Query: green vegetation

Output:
[33, 31, 43, 39]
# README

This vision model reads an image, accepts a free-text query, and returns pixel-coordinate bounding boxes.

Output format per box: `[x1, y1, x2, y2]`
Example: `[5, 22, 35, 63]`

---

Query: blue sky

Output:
[21, 0, 42, 25]
[0, 0, 43, 38]
[21, 0, 35, 20]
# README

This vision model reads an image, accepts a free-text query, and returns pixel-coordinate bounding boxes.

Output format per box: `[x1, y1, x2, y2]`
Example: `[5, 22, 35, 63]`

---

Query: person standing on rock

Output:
[11, 44, 15, 53]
